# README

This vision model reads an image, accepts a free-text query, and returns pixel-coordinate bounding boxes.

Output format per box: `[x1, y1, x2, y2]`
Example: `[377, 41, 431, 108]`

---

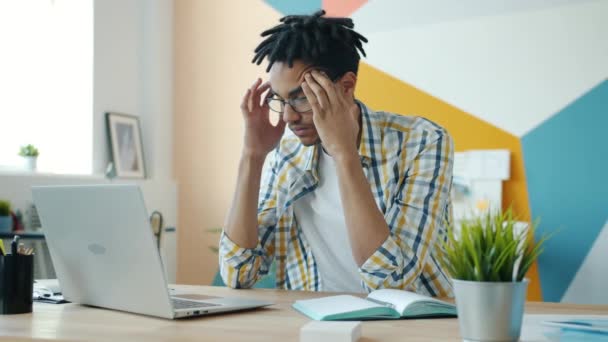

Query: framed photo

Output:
[105, 112, 146, 178]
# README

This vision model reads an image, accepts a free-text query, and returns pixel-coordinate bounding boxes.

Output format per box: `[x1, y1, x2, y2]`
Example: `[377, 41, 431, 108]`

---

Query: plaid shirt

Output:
[219, 101, 454, 297]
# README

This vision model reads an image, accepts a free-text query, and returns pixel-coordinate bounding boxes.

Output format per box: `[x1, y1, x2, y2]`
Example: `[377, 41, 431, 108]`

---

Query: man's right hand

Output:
[241, 78, 286, 157]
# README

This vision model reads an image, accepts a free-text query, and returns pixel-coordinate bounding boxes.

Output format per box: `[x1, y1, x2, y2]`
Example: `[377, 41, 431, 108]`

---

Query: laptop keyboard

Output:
[172, 298, 219, 309]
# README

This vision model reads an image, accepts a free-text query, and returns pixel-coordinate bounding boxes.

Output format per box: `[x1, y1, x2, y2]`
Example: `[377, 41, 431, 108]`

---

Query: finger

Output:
[253, 81, 271, 108]
[252, 82, 270, 105]
[247, 78, 262, 112]
[240, 88, 252, 114]
[260, 89, 273, 123]
[261, 88, 272, 110]
[262, 85, 273, 103]
[304, 73, 329, 109]
[311, 70, 337, 104]
[301, 81, 321, 115]
[335, 81, 355, 108]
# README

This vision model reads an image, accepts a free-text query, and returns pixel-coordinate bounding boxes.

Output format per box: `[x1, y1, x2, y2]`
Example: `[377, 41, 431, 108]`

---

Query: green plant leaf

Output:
[0, 200, 10, 216]
[440, 207, 552, 282]
[18, 144, 39, 157]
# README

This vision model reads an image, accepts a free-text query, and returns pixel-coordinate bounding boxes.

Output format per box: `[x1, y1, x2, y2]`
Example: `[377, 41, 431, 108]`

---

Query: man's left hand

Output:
[301, 70, 360, 159]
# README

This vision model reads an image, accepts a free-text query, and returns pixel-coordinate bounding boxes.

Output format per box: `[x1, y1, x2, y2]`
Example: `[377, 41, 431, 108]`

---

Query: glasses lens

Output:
[291, 97, 311, 113]
[266, 98, 284, 113]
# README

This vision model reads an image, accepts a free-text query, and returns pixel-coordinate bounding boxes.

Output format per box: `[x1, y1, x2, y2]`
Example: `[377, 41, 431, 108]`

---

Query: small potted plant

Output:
[0, 200, 12, 233]
[19, 144, 39, 172]
[440, 209, 548, 342]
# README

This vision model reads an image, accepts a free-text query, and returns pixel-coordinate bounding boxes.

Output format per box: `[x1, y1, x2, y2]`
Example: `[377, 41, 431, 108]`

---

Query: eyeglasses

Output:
[265, 69, 342, 114]
[266, 96, 312, 114]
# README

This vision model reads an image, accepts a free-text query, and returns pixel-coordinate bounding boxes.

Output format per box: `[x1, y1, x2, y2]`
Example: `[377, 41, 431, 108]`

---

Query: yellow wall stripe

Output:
[356, 62, 542, 301]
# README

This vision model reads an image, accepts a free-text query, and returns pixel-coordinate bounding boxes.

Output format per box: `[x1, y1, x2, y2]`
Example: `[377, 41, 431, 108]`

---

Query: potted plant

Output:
[0, 200, 12, 233]
[19, 144, 39, 172]
[440, 209, 548, 342]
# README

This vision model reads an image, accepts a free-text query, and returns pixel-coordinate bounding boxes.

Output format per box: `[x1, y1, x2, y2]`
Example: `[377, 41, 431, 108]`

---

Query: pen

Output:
[11, 235, 19, 255]
[559, 321, 592, 326]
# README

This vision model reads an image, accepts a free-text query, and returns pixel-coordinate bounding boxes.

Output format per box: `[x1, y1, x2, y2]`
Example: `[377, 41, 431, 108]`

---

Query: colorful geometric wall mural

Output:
[522, 80, 608, 303]
[355, 64, 543, 302]
[265, 0, 367, 17]
[261, 0, 608, 303]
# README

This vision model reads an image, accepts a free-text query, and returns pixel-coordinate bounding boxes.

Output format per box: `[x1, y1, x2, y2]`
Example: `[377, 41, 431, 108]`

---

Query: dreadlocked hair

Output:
[252, 10, 368, 79]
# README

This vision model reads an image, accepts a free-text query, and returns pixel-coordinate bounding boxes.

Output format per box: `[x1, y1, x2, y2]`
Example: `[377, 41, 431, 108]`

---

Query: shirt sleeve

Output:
[218, 150, 279, 289]
[358, 130, 454, 293]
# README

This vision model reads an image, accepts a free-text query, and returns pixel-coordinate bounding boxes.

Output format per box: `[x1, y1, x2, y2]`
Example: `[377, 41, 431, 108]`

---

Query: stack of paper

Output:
[522, 315, 608, 341]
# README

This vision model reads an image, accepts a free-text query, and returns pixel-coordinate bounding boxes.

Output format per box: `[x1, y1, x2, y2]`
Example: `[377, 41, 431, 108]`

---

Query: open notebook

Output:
[293, 289, 457, 321]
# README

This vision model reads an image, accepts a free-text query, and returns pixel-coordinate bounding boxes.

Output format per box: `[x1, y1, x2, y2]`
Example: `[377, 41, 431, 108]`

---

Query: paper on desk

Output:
[34, 279, 61, 294]
[33, 278, 69, 304]
[521, 314, 608, 341]
[33, 293, 69, 304]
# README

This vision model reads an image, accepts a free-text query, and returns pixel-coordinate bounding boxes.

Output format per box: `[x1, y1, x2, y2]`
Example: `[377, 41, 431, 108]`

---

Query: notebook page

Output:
[367, 289, 452, 315]
[294, 295, 382, 317]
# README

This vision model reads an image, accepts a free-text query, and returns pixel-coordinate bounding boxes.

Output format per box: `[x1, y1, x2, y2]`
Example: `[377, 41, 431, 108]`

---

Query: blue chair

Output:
[212, 263, 276, 289]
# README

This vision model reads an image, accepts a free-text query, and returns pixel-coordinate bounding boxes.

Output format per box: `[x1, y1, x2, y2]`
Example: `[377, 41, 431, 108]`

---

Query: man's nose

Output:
[282, 105, 300, 123]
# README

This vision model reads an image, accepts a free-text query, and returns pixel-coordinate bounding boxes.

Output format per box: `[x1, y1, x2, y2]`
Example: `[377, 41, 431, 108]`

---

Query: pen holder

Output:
[0, 254, 34, 314]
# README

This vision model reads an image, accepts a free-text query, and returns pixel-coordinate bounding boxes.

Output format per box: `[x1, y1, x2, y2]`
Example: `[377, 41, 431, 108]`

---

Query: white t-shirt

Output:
[292, 150, 364, 293]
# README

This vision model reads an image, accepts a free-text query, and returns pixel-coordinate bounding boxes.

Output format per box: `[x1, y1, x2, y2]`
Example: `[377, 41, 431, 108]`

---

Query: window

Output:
[0, 0, 93, 174]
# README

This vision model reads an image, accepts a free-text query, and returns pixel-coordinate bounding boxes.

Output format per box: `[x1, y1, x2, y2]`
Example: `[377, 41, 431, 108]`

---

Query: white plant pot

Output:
[21, 156, 37, 172]
[453, 278, 529, 342]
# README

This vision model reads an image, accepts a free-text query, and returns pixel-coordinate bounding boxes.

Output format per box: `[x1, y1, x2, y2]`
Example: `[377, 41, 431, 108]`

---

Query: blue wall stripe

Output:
[264, 0, 322, 16]
[522, 79, 608, 302]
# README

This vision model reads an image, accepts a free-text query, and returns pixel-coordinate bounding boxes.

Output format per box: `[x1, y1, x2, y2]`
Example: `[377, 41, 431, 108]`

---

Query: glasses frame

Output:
[265, 96, 312, 114]
[265, 69, 342, 114]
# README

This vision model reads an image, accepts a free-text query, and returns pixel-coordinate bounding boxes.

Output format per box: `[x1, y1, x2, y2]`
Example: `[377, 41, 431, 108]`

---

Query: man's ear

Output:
[339, 71, 357, 96]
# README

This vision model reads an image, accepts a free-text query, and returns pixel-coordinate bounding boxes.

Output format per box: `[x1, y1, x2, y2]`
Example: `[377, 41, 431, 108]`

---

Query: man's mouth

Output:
[291, 126, 312, 137]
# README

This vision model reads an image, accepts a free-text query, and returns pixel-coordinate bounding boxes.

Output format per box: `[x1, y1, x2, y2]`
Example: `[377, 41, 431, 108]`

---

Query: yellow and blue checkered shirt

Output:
[220, 101, 454, 297]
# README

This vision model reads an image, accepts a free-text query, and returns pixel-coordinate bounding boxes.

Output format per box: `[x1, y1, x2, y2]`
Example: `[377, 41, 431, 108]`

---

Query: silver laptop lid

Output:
[32, 184, 175, 319]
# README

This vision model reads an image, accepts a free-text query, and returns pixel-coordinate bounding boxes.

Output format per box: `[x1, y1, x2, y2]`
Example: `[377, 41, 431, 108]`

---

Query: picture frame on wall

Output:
[105, 112, 146, 179]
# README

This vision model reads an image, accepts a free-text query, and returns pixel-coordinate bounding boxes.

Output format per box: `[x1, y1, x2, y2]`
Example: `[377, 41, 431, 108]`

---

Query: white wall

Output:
[353, 0, 598, 33]
[0, 0, 175, 220]
[0, 174, 176, 229]
[562, 221, 608, 304]
[93, 0, 173, 179]
[0, 0, 176, 279]
[351, 0, 607, 304]
[354, 0, 608, 137]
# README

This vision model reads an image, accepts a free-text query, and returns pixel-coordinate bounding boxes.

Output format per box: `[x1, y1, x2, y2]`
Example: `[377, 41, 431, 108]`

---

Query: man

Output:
[219, 10, 454, 297]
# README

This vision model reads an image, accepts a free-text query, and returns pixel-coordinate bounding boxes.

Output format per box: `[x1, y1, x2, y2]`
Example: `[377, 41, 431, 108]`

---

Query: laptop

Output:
[32, 184, 273, 319]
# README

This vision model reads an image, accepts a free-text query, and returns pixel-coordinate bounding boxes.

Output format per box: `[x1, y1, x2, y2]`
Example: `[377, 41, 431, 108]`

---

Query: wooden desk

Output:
[0, 285, 606, 341]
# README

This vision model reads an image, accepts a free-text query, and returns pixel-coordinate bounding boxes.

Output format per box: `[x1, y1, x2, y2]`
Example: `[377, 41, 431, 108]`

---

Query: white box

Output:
[454, 150, 510, 180]
[300, 321, 362, 342]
